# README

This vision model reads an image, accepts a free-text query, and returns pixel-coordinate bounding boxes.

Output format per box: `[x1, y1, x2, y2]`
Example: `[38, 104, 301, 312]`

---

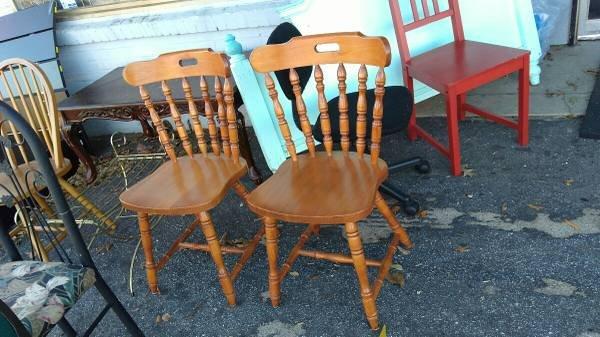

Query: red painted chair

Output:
[388, 0, 530, 176]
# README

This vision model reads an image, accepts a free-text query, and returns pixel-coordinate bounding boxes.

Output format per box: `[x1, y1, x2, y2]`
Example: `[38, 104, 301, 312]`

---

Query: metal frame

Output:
[0, 101, 144, 337]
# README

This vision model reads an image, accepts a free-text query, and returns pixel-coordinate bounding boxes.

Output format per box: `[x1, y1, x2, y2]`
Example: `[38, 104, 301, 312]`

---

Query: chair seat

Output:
[407, 40, 529, 93]
[120, 154, 247, 215]
[246, 152, 388, 224]
[0, 261, 95, 337]
[0, 159, 72, 202]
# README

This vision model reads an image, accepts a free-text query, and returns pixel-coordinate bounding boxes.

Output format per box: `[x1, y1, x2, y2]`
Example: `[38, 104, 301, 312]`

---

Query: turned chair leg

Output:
[264, 217, 281, 307]
[138, 212, 159, 294]
[374, 192, 413, 249]
[198, 211, 236, 306]
[344, 222, 379, 330]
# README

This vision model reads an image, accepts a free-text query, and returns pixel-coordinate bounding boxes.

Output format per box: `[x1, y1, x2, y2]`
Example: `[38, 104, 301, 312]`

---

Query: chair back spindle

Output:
[289, 68, 316, 157]
[314, 65, 332, 155]
[0, 59, 63, 171]
[249, 32, 390, 163]
[181, 77, 208, 155]
[337, 64, 350, 153]
[215, 77, 231, 157]
[200, 76, 221, 156]
[122, 50, 239, 162]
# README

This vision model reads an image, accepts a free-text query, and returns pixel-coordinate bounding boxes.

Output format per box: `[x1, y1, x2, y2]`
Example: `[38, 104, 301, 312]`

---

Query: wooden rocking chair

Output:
[247, 32, 413, 330]
[120, 49, 264, 305]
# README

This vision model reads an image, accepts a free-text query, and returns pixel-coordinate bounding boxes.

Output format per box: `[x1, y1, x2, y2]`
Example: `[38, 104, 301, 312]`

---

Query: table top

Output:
[58, 66, 231, 112]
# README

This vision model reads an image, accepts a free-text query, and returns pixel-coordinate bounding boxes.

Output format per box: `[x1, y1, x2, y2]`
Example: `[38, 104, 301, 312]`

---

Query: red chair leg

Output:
[446, 93, 462, 176]
[518, 56, 530, 146]
[406, 76, 418, 141]
[458, 94, 467, 121]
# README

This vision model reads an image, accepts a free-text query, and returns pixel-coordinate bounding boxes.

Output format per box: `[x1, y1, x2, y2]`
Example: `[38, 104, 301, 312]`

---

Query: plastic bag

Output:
[532, 0, 571, 58]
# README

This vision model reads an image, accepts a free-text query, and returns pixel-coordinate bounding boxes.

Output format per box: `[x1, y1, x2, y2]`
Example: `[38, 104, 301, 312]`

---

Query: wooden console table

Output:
[58, 66, 263, 185]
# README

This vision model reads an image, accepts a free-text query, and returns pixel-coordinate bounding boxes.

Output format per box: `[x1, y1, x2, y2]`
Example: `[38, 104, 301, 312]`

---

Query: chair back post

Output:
[448, 0, 465, 41]
[388, 0, 466, 82]
[0, 100, 94, 267]
[249, 32, 391, 163]
[122, 49, 240, 163]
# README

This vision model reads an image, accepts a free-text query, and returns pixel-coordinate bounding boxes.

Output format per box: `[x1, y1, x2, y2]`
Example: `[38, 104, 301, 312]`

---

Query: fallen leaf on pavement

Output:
[417, 210, 428, 218]
[289, 271, 300, 278]
[379, 325, 387, 337]
[390, 264, 404, 272]
[455, 245, 470, 253]
[462, 165, 476, 177]
[501, 202, 508, 216]
[564, 179, 574, 186]
[564, 220, 581, 231]
[528, 204, 544, 211]
[226, 238, 249, 248]
[386, 270, 405, 288]
[161, 313, 171, 322]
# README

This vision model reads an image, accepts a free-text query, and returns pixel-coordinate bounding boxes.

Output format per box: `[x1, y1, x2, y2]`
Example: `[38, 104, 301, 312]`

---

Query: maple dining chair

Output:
[263, 22, 430, 215]
[0, 101, 144, 337]
[388, 0, 530, 176]
[0, 58, 117, 258]
[247, 32, 414, 330]
[119, 49, 264, 305]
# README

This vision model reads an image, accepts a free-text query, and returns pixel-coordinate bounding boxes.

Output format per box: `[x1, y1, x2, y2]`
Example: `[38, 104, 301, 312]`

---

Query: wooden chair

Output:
[0, 58, 117, 257]
[388, 0, 530, 176]
[0, 100, 144, 337]
[120, 49, 264, 306]
[248, 32, 413, 330]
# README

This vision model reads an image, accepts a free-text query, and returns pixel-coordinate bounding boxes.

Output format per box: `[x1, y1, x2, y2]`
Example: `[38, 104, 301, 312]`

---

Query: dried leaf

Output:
[501, 202, 508, 216]
[528, 204, 544, 211]
[155, 315, 161, 324]
[289, 271, 299, 278]
[462, 165, 476, 177]
[161, 313, 171, 322]
[564, 179, 574, 187]
[390, 264, 404, 272]
[564, 220, 581, 231]
[455, 245, 470, 253]
[397, 247, 411, 256]
[385, 270, 405, 288]
[379, 325, 387, 337]
[95, 243, 113, 253]
[226, 238, 249, 248]
[417, 210, 428, 219]
[390, 204, 402, 215]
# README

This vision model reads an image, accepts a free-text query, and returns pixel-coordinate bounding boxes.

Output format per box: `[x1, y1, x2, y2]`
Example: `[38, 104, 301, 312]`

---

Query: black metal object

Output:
[0, 298, 29, 337]
[0, 101, 144, 336]
[579, 62, 600, 139]
[568, 0, 580, 45]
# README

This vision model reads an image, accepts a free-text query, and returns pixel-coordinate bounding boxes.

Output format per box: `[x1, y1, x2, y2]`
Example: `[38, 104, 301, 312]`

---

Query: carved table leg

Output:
[234, 91, 263, 185]
[61, 123, 97, 184]
[132, 109, 156, 138]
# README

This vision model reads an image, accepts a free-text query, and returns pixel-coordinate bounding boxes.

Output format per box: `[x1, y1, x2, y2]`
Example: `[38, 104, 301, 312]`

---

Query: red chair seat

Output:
[407, 40, 529, 93]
